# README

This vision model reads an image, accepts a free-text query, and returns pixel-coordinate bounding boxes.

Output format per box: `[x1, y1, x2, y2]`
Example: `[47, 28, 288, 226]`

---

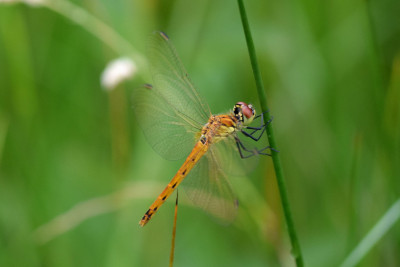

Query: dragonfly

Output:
[133, 32, 272, 227]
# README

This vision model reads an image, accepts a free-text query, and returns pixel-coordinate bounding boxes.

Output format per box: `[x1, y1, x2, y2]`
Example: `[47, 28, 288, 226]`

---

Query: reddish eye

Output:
[236, 102, 254, 119]
[242, 105, 253, 119]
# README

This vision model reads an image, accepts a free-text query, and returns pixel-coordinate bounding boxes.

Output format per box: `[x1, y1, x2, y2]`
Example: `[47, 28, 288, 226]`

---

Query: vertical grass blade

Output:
[236, 1, 304, 266]
[340, 199, 400, 267]
[0, 115, 8, 167]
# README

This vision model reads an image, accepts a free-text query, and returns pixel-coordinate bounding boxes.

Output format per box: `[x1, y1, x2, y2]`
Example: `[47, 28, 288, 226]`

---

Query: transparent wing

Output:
[132, 84, 202, 160]
[182, 147, 239, 224]
[212, 134, 260, 176]
[132, 31, 211, 160]
[148, 31, 211, 127]
[180, 127, 267, 222]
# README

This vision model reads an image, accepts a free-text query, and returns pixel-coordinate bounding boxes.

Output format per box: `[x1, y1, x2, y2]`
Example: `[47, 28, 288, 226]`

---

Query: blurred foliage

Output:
[0, 0, 400, 266]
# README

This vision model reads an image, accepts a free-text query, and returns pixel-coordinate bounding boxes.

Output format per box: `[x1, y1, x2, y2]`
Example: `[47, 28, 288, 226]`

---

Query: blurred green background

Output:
[0, 0, 399, 266]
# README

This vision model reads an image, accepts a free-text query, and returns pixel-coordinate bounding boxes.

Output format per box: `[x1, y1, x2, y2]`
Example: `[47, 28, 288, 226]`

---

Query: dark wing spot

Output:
[144, 84, 153, 90]
[159, 31, 169, 41]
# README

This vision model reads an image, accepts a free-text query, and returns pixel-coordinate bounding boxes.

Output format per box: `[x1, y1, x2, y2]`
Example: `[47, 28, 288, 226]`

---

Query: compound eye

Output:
[241, 103, 254, 119]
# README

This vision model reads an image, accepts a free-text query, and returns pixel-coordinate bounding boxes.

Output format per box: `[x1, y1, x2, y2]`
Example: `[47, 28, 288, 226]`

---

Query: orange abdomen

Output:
[139, 140, 209, 226]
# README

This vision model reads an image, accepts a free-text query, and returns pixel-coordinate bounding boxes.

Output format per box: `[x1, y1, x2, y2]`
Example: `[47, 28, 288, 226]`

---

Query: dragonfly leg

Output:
[235, 136, 259, 158]
[238, 112, 279, 155]
[241, 121, 266, 141]
[257, 145, 279, 156]
[242, 113, 273, 141]
[253, 109, 269, 121]
[248, 113, 273, 130]
[235, 136, 276, 158]
[246, 112, 267, 131]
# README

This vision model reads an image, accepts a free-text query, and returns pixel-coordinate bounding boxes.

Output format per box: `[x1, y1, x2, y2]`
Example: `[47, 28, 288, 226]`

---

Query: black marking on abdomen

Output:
[162, 196, 167, 201]
[200, 136, 207, 144]
[172, 182, 177, 188]
[182, 169, 187, 175]
[144, 209, 152, 218]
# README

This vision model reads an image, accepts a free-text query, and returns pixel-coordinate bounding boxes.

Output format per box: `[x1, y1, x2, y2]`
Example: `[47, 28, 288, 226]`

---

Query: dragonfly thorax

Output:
[199, 114, 238, 145]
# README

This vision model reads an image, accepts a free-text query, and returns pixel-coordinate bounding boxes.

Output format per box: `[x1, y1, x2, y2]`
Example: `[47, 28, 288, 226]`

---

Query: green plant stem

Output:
[237, 1, 304, 266]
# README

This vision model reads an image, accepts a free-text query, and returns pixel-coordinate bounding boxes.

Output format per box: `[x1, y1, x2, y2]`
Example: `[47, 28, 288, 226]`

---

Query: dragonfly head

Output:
[233, 102, 256, 126]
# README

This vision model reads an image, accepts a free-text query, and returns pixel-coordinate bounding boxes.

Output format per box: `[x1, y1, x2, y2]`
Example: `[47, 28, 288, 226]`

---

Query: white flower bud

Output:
[101, 57, 137, 91]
